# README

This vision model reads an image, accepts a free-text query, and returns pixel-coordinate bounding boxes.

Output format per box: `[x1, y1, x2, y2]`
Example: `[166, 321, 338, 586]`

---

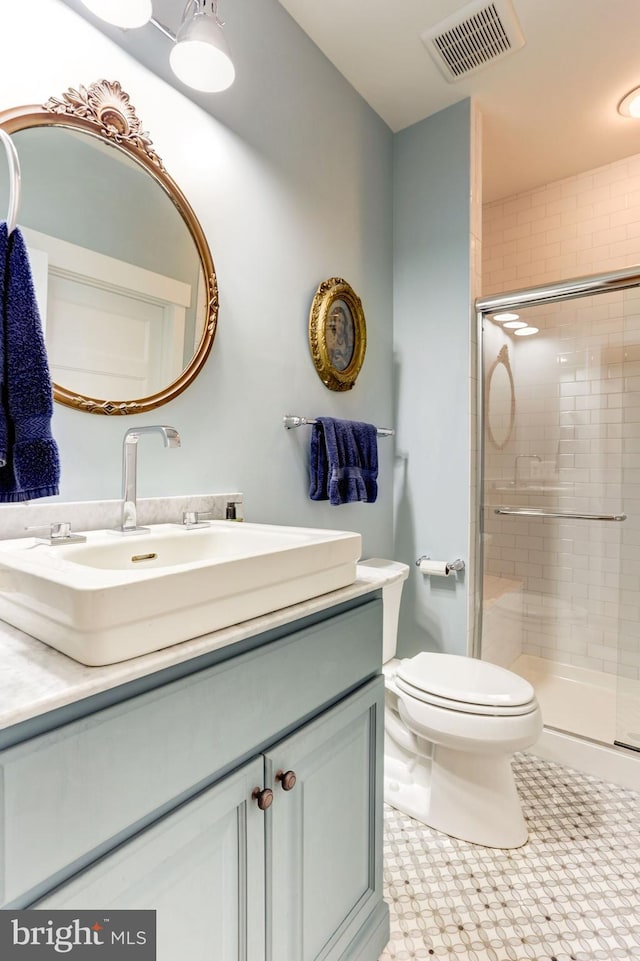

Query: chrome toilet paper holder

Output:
[416, 555, 465, 575]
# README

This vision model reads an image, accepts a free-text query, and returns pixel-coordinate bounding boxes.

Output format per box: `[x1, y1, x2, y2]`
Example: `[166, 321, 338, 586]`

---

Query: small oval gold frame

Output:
[308, 277, 366, 392]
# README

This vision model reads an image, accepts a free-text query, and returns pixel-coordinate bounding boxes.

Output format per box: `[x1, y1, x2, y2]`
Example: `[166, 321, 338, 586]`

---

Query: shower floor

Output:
[511, 653, 640, 749]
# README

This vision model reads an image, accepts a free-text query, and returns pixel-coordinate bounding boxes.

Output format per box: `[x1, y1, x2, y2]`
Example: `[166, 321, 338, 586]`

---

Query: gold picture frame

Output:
[308, 277, 366, 391]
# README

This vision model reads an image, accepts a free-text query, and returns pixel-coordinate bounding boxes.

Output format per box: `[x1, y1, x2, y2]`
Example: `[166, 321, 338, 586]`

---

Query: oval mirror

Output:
[0, 81, 218, 414]
[486, 344, 515, 449]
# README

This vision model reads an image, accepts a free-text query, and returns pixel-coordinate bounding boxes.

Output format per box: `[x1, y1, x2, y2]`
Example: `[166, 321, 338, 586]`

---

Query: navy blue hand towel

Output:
[309, 417, 378, 505]
[0, 222, 60, 502]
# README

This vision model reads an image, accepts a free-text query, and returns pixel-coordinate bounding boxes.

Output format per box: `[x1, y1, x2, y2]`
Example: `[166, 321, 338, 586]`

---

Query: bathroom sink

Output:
[0, 521, 361, 666]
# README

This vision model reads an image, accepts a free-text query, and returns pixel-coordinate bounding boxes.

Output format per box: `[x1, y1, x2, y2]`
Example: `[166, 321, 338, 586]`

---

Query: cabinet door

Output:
[266, 677, 386, 961]
[35, 758, 266, 961]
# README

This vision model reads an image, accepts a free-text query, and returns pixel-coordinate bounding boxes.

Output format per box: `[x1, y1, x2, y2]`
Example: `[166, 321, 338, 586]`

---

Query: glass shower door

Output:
[615, 285, 640, 751]
[481, 288, 631, 746]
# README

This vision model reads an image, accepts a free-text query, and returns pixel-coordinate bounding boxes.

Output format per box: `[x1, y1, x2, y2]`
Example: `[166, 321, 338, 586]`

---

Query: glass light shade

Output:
[170, 9, 235, 92]
[618, 87, 640, 118]
[80, 0, 152, 28]
[503, 320, 527, 329]
[514, 326, 539, 336]
[493, 312, 520, 323]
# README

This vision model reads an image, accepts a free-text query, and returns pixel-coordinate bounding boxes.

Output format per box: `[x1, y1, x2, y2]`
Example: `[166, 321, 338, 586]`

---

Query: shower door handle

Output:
[494, 508, 627, 522]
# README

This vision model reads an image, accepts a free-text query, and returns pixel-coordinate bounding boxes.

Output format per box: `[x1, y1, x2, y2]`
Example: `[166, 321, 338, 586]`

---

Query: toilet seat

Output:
[395, 652, 537, 717]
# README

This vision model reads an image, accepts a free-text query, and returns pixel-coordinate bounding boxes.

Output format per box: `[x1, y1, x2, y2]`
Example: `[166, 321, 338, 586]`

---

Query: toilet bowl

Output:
[360, 558, 543, 849]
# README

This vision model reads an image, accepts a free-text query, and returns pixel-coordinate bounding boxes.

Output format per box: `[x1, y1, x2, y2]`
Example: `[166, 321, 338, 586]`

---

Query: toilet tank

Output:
[358, 559, 410, 663]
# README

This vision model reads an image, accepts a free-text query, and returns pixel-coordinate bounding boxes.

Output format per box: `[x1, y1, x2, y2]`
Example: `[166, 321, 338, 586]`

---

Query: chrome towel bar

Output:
[494, 508, 627, 522]
[283, 415, 394, 437]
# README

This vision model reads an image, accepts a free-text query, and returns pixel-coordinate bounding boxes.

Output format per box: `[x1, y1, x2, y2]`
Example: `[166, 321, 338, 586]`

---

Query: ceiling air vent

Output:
[421, 0, 525, 82]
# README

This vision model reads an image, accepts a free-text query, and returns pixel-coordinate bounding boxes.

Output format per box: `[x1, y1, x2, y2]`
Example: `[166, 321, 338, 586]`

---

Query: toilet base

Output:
[384, 742, 529, 849]
[384, 741, 434, 824]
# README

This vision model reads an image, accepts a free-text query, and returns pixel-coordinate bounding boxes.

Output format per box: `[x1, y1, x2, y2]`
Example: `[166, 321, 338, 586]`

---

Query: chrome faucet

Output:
[514, 453, 541, 487]
[116, 426, 181, 534]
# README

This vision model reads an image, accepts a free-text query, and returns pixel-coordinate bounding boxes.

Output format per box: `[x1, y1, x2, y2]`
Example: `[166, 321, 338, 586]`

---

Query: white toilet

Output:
[361, 559, 542, 849]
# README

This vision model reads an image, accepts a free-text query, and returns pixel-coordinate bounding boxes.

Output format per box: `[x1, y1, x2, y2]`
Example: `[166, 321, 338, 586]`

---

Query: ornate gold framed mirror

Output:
[0, 80, 218, 414]
[308, 277, 366, 391]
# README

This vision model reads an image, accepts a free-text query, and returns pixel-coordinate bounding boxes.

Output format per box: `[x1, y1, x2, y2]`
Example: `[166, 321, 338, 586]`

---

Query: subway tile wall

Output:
[481, 153, 640, 680]
[483, 152, 640, 294]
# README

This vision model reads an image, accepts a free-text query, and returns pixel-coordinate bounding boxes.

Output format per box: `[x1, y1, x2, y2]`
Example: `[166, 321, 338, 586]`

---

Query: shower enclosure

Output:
[476, 267, 640, 754]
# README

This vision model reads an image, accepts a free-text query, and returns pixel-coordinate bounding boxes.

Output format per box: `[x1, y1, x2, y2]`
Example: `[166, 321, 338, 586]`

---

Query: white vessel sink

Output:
[0, 522, 361, 666]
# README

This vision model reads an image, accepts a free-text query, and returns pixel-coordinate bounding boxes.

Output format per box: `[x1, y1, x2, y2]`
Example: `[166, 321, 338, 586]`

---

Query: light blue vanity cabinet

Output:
[0, 594, 388, 961]
[37, 757, 267, 960]
[267, 679, 386, 961]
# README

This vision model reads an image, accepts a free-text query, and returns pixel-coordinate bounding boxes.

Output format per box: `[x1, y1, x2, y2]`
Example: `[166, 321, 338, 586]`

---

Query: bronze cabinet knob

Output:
[252, 787, 274, 810]
[275, 769, 297, 791]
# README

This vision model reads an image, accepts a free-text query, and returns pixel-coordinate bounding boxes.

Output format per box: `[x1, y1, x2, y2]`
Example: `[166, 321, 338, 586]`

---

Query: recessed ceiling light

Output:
[492, 311, 520, 323]
[503, 320, 527, 329]
[514, 326, 539, 336]
[618, 87, 640, 118]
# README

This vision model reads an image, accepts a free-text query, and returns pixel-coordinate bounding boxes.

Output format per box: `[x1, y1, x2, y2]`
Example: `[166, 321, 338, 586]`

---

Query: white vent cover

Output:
[421, 0, 525, 82]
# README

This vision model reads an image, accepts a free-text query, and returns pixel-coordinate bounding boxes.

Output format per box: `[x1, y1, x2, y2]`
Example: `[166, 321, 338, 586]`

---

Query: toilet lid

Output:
[396, 653, 535, 710]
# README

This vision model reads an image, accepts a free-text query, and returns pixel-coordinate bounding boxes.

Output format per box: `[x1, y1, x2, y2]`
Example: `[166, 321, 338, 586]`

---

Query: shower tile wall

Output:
[481, 152, 640, 682]
[483, 152, 640, 294]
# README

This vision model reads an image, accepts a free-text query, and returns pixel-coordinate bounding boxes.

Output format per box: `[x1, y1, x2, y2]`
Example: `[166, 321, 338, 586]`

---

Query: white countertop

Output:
[0, 562, 402, 732]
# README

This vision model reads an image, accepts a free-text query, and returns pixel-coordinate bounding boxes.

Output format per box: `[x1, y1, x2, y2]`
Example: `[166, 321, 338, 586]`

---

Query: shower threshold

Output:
[510, 654, 639, 750]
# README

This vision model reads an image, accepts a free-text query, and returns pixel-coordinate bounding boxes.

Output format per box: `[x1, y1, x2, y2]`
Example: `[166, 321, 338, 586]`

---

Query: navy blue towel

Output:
[0, 222, 60, 502]
[309, 417, 378, 505]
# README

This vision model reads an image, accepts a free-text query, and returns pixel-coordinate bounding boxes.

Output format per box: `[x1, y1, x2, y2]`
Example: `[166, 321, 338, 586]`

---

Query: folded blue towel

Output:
[0, 222, 60, 502]
[309, 417, 378, 505]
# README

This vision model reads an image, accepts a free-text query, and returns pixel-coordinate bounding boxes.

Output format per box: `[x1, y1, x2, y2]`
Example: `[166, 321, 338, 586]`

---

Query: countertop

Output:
[0, 561, 404, 732]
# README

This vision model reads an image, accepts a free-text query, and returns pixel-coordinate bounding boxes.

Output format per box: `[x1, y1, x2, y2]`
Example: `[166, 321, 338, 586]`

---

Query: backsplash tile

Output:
[0, 493, 244, 541]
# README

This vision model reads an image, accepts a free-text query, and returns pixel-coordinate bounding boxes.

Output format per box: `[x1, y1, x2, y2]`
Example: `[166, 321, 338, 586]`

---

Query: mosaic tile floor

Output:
[380, 753, 640, 961]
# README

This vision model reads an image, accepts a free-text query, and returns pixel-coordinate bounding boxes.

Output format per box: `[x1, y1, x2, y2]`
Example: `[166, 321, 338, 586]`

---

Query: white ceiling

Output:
[277, 0, 640, 203]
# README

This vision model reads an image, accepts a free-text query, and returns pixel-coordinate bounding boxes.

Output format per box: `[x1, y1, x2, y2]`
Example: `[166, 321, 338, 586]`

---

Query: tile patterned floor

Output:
[380, 753, 640, 961]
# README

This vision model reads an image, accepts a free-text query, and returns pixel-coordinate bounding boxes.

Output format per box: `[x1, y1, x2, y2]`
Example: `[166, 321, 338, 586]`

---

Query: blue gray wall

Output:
[393, 101, 472, 657]
[0, 2, 475, 655]
[0, 0, 394, 559]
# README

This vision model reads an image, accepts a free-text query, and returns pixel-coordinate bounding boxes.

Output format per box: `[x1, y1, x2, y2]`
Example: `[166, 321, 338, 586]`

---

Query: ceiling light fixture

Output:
[503, 320, 527, 329]
[79, 0, 235, 93]
[514, 326, 539, 336]
[492, 312, 520, 323]
[80, 0, 152, 29]
[618, 87, 640, 118]
[169, 0, 235, 93]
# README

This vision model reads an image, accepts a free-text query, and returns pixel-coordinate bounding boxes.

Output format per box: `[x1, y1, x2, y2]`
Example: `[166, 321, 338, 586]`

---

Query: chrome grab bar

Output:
[494, 508, 627, 522]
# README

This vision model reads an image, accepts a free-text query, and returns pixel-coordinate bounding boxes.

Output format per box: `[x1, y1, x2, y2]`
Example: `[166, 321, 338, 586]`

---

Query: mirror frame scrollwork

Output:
[0, 80, 219, 415]
[486, 343, 516, 450]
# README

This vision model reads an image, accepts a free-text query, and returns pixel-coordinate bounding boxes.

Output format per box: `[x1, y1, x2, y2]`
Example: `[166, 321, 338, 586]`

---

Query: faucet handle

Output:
[25, 521, 87, 545]
[182, 510, 213, 529]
